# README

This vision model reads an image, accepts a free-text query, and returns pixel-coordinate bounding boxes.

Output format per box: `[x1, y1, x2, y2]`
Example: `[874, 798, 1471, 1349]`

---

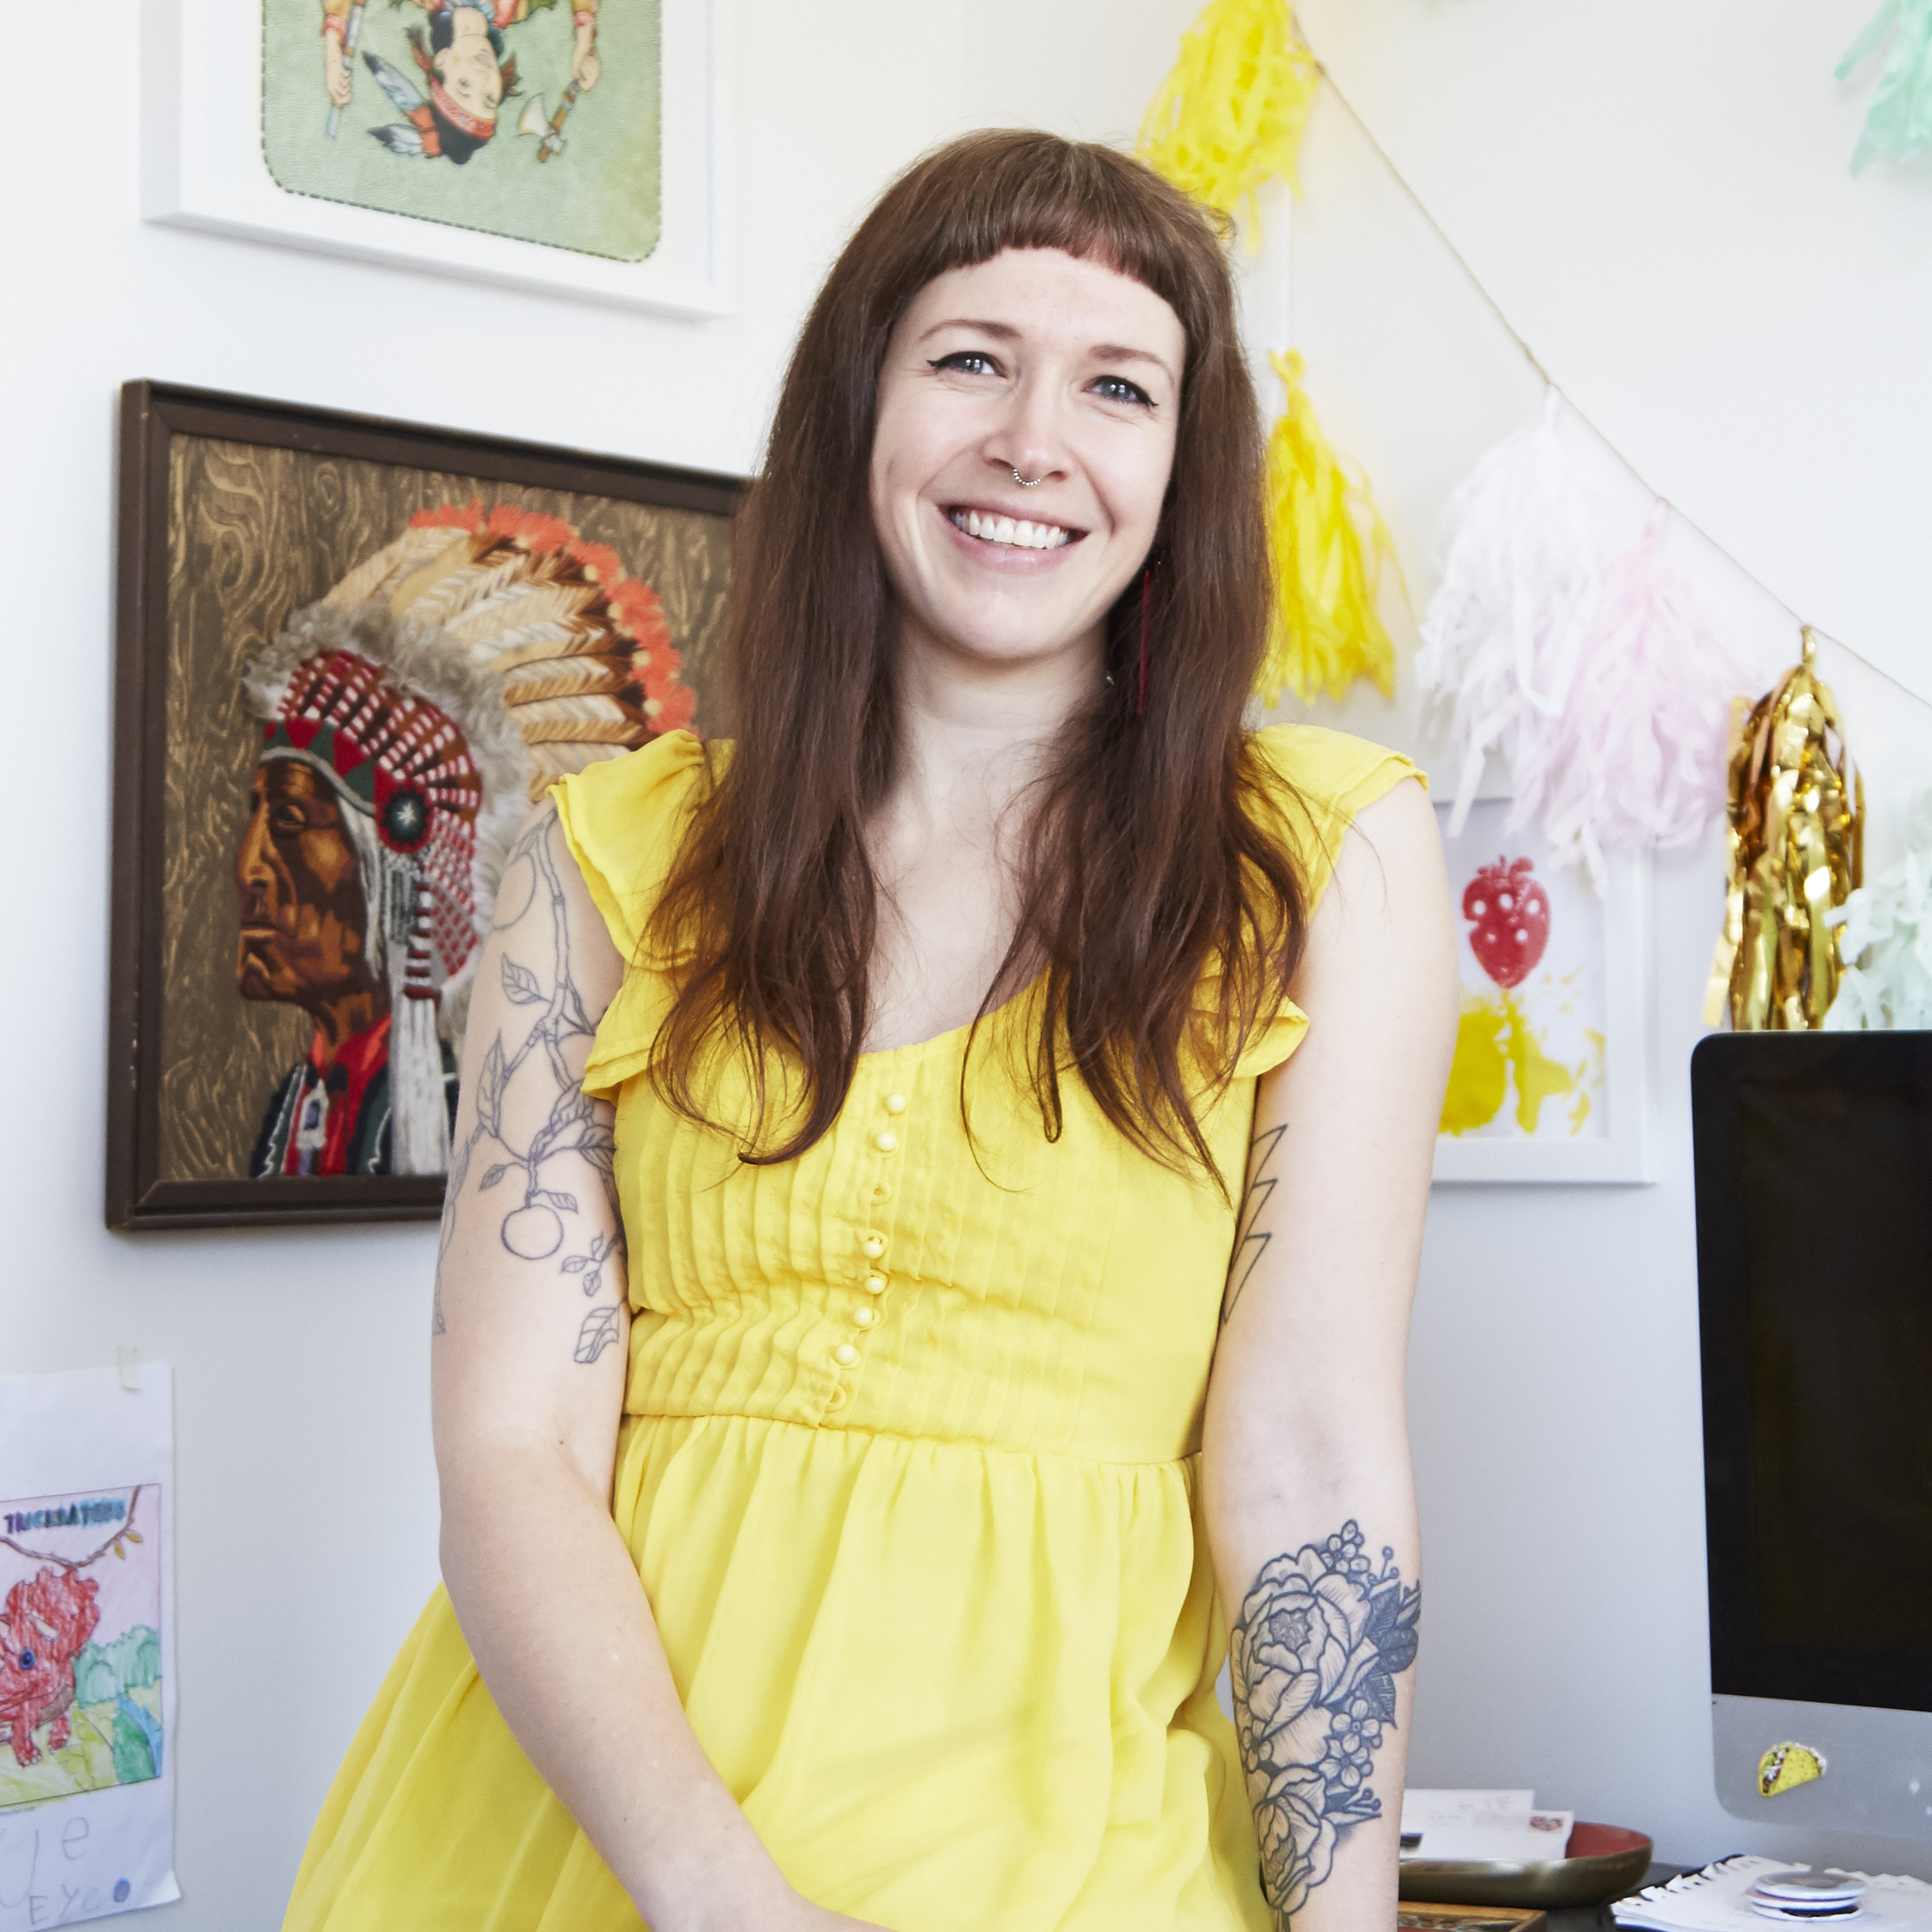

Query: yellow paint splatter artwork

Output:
[1436, 804, 1608, 1143]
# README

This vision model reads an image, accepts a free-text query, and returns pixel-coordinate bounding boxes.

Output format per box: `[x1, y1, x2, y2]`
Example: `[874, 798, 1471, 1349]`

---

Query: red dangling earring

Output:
[1136, 566, 1151, 719]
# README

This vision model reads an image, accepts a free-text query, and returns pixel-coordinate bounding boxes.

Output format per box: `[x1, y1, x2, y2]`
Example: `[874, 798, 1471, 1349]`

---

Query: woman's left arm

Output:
[1205, 777, 1457, 1932]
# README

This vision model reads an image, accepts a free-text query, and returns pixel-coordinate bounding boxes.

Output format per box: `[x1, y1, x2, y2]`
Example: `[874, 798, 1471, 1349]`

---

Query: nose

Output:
[987, 379, 1069, 491]
[236, 796, 275, 910]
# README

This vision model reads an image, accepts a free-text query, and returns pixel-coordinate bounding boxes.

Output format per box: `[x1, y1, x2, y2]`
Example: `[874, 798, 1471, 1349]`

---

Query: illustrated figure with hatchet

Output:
[320, 0, 601, 165]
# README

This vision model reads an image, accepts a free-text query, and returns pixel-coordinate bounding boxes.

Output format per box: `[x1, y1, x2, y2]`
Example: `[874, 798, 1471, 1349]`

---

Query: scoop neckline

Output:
[858, 975, 1042, 1061]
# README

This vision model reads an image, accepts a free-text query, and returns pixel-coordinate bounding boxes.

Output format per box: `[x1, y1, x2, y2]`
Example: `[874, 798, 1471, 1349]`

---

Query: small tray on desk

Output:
[1400, 1824, 1657, 1909]
[1401, 1902, 1550, 1932]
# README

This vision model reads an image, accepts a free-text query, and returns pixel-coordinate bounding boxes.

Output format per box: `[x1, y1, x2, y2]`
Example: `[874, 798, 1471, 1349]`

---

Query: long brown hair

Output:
[648, 129, 1309, 1187]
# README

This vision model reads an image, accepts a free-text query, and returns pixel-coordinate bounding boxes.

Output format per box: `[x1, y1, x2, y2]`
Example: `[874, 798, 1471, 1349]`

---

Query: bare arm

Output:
[433, 802, 882, 1932]
[1204, 780, 1457, 1932]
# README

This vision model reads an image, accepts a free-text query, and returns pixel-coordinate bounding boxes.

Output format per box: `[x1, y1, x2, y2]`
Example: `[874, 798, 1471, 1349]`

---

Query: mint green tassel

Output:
[1838, 0, 1932, 174]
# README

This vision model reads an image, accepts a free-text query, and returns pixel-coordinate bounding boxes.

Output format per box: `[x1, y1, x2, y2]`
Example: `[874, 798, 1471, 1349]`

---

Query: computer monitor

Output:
[1692, 1032, 1932, 1840]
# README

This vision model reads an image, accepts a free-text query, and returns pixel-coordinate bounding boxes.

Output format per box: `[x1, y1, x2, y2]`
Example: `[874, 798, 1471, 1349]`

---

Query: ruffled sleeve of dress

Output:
[548, 729, 718, 1104]
[1227, 723, 1424, 1081]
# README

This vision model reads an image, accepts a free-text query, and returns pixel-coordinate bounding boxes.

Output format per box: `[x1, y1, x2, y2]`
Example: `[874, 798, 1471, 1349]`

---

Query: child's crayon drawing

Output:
[0, 1487, 162, 1812]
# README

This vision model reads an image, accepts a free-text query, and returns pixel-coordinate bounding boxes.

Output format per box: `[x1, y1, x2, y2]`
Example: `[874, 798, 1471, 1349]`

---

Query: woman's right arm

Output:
[431, 800, 879, 1932]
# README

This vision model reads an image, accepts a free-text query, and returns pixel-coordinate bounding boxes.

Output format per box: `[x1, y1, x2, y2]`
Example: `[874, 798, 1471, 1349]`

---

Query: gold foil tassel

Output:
[1705, 627, 1864, 1030]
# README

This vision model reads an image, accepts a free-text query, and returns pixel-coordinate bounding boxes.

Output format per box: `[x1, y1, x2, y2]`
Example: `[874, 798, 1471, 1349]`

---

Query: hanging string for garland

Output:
[1257, 351, 1400, 707]
[1414, 389, 1602, 837]
[1822, 790, 1932, 1029]
[1136, 0, 1317, 242]
[1836, 0, 1932, 174]
[1539, 504, 1756, 892]
[1705, 628, 1865, 1032]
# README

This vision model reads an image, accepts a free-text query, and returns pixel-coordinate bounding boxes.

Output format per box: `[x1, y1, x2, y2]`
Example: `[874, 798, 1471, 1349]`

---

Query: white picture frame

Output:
[142, 0, 733, 317]
[1428, 787, 1653, 1186]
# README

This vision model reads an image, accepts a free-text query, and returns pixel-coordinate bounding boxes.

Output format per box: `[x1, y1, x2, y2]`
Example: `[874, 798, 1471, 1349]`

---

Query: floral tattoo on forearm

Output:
[1232, 1521, 1421, 1925]
[433, 806, 624, 1365]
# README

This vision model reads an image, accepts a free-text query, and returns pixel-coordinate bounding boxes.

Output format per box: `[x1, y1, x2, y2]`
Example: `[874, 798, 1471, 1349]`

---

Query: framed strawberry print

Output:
[1430, 796, 1652, 1185]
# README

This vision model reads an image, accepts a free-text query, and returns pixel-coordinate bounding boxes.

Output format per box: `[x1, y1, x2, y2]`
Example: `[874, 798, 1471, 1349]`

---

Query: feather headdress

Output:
[243, 502, 692, 1171]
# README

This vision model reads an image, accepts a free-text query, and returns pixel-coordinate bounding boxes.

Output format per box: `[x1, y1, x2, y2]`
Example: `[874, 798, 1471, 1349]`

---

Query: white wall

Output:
[7, 1, 1930, 1923]
[1272, 0, 1932, 1880]
[0, 5, 1197, 1924]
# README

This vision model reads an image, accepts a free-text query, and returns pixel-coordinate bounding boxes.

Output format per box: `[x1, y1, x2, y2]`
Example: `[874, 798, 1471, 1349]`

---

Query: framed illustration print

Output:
[108, 380, 743, 1231]
[142, 0, 731, 316]
[1430, 796, 1652, 1185]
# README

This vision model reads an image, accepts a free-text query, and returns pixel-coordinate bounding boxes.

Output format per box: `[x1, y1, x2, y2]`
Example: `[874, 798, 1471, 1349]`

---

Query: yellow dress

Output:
[284, 724, 1415, 1932]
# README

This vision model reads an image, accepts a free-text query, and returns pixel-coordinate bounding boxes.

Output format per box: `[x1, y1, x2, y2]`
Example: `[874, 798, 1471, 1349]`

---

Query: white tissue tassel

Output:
[1414, 389, 1602, 837]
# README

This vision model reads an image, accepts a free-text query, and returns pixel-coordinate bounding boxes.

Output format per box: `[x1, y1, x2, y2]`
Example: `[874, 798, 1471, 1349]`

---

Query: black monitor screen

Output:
[1692, 1032, 1932, 1713]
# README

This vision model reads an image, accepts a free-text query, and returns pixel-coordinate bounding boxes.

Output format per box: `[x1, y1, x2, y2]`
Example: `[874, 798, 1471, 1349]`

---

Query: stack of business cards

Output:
[1748, 1873, 1867, 1923]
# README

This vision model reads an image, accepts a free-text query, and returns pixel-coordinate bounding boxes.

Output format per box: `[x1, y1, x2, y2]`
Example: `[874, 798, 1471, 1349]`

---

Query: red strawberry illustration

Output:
[1463, 857, 1550, 990]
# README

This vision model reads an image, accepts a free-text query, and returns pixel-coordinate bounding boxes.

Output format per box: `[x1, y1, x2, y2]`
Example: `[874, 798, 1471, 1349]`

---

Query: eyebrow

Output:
[920, 318, 1178, 386]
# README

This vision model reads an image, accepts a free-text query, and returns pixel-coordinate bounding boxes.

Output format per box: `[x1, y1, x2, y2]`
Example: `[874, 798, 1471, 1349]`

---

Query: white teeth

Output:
[951, 509, 1072, 550]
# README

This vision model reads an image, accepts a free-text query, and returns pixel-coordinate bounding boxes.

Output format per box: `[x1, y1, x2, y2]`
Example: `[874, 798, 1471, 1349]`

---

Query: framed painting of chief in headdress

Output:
[107, 381, 742, 1230]
[142, 0, 728, 316]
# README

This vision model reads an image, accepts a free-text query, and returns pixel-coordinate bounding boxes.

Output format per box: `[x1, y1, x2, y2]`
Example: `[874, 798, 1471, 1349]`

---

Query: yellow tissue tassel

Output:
[1705, 627, 1865, 1031]
[1136, 0, 1317, 240]
[1259, 351, 1400, 707]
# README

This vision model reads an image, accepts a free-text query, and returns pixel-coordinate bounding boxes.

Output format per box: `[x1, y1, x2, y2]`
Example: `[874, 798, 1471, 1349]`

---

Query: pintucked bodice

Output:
[557, 726, 1414, 1467]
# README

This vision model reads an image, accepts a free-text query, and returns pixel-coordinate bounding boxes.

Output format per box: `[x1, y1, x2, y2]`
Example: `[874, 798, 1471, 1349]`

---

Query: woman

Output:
[285, 130, 1456, 1932]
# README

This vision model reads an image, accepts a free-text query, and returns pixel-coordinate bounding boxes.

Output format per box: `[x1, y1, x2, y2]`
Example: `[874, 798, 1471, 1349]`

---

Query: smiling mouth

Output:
[948, 507, 1077, 551]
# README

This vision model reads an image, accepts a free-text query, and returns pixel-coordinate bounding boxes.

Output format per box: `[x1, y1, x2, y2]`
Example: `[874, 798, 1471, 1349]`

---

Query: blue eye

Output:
[928, 351, 998, 377]
[1093, 376, 1153, 407]
[17, 1651, 35, 1671]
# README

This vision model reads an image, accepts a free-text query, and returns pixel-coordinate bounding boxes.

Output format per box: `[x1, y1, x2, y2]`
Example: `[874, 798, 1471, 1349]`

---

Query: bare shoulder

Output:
[1294, 776, 1449, 998]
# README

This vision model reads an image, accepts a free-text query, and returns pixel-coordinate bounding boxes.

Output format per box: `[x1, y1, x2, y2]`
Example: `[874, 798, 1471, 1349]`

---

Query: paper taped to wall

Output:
[0, 1366, 178, 1924]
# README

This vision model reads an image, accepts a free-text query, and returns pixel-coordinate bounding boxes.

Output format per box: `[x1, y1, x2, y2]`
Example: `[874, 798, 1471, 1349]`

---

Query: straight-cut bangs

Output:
[647, 129, 1310, 1187]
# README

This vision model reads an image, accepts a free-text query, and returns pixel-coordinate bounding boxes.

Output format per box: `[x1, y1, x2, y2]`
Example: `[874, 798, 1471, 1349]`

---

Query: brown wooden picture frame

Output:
[108, 381, 744, 1231]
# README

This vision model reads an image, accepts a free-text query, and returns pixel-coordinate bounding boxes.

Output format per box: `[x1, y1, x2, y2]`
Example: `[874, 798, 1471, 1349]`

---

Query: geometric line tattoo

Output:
[1222, 1122, 1287, 1326]
[1231, 1521, 1421, 1928]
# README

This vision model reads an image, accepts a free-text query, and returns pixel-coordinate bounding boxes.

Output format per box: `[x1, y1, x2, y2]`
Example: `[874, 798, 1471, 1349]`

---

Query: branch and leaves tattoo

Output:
[434, 810, 624, 1365]
[1232, 1522, 1421, 1925]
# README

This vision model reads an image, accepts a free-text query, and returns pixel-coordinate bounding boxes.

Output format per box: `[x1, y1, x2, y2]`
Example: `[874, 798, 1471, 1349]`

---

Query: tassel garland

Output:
[1414, 390, 1602, 838]
[1822, 791, 1932, 1029]
[1136, 0, 1317, 240]
[1258, 351, 1400, 708]
[1705, 629, 1865, 1031]
[1837, 0, 1932, 174]
[1539, 504, 1755, 891]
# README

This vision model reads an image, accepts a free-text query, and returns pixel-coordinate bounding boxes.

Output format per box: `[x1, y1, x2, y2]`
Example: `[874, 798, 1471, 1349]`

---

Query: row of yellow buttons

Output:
[827, 1090, 907, 1407]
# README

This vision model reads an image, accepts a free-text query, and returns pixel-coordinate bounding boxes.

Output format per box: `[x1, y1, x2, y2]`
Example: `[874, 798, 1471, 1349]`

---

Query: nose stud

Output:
[1011, 468, 1044, 488]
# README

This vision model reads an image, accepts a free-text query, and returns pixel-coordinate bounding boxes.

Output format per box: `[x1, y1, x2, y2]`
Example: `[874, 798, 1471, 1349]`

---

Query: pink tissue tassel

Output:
[1540, 503, 1754, 892]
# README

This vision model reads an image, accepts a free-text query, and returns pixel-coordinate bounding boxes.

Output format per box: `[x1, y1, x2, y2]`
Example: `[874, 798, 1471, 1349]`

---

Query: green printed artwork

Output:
[0, 1488, 163, 1811]
[261, 0, 661, 261]
[1437, 806, 1608, 1143]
